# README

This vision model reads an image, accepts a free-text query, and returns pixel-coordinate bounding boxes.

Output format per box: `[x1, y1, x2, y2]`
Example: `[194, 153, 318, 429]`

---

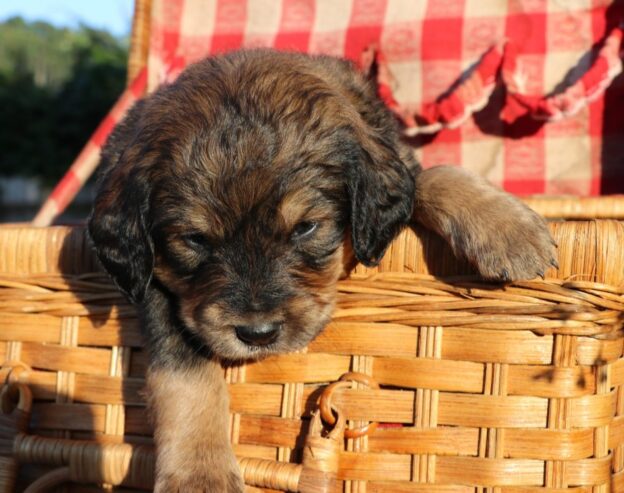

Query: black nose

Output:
[235, 322, 282, 346]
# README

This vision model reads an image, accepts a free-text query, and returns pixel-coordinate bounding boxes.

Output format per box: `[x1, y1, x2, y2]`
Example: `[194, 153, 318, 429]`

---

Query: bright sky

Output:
[0, 0, 134, 36]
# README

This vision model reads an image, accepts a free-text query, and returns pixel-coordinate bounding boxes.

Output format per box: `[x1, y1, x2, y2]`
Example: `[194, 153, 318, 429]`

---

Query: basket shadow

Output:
[14, 225, 153, 491]
[408, 224, 478, 279]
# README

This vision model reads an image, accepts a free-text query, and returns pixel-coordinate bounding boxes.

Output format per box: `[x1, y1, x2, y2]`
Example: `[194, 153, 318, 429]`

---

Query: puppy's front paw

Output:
[414, 166, 558, 281]
[448, 194, 557, 281]
[155, 452, 244, 493]
[155, 467, 244, 493]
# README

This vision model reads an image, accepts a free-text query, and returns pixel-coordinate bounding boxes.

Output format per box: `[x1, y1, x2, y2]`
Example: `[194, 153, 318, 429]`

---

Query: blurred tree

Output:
[0, 17, 127, 184]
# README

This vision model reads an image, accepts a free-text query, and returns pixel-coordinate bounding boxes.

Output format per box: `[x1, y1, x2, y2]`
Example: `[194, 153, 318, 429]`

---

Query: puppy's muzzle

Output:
[235, 322, 282, 346]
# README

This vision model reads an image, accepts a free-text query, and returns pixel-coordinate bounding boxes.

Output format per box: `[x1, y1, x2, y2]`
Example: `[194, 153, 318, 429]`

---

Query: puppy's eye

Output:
[291, 221, 318, 240]
[182, 233, 210, 251]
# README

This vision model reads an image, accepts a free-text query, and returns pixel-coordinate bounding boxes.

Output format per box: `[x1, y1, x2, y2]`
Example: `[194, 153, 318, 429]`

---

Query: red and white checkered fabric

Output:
[148, 0, 624, 195]
[33, 0, 624, 226]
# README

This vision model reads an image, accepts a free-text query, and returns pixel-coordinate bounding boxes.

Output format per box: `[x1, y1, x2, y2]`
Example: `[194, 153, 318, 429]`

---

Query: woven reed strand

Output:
[523, 196, 624, 220]
[0, 273, 621, 336]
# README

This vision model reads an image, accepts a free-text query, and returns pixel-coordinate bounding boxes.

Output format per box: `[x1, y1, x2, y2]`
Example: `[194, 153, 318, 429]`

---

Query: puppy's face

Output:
[89, 50, 414, 361]
[149, 164, 348, 360]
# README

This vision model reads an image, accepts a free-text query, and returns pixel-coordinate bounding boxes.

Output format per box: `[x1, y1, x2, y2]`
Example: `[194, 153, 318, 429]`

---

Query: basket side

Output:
[1, 221, 624, 491]
[7, 220, 624, 283]
[0, 226, 97, 275]
[356, 220, 624, 285]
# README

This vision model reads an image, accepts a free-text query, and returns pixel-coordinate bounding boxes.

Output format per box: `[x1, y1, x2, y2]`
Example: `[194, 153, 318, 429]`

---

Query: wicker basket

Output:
[1, 221, 623, 492]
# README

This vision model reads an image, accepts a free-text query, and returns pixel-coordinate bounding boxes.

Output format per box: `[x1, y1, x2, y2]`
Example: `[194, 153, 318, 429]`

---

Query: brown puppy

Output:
[88, 49, 556, 492]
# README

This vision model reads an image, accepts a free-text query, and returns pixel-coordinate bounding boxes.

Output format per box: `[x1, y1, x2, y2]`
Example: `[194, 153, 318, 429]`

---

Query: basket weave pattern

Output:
[1, 222, 624, 492]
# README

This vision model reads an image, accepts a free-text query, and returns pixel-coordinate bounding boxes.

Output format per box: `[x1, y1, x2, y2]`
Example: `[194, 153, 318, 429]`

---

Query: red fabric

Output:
[49, 170, 81, 212]
[146, 0, 624, 196]
[384, 25, 623, 132]
[37, 0, 624, 226]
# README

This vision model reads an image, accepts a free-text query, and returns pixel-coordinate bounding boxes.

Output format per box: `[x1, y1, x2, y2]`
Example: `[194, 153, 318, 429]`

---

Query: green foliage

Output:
[0, 17, 128, 184]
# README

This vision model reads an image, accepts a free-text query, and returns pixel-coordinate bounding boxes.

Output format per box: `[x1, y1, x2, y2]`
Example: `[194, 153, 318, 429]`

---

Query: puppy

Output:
[88, 49, 556, 492]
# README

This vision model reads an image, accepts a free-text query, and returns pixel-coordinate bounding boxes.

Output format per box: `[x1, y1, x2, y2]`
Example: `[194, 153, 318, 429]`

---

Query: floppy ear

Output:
[347, 143, 415, 267]
[88, 102, 154, 304]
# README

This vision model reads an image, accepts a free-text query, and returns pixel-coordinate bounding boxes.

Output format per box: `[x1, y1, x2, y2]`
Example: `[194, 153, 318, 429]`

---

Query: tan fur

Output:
[279, 189, 332, 231]
[147, 362, 243, 492]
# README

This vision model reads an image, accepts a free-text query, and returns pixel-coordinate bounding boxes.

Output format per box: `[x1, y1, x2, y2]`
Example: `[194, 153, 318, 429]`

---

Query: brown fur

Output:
[88, 49, 556, 491]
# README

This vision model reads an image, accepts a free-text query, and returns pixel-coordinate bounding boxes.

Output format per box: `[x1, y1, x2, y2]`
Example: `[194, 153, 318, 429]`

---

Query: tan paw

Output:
[445, 194, 557, 281]
[155, 467, 244, 493]
[413, 166, 558, 281]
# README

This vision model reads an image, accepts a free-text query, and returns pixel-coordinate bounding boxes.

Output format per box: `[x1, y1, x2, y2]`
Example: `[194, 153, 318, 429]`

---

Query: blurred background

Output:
[0, 0, 133, 222]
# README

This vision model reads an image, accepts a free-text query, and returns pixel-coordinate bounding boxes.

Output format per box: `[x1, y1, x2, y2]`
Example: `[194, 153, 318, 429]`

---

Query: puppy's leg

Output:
[147, 360, 244, 493]
[412, 166, 557, 281]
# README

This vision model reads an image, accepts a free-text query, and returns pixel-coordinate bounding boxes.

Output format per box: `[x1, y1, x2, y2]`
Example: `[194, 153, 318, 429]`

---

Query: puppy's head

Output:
[89, 50, 414, 361]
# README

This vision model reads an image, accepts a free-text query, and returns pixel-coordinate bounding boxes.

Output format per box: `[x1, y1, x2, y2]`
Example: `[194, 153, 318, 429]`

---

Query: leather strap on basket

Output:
[319, 372, 380, 439]
[298, 409, 346, 493]
[295, 372, 381, 492]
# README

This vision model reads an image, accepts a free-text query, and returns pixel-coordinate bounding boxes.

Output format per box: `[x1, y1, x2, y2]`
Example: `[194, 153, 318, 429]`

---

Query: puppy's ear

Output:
[88, 102, 154, 304]
[347, 143, 415, 267]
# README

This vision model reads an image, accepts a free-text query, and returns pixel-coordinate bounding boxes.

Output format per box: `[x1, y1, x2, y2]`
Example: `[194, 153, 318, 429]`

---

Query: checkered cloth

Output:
[33, 0, 624, 226]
